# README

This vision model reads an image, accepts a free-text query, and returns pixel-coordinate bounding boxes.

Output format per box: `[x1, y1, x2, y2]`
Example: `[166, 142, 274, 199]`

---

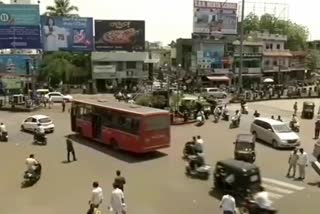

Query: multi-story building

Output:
[250, 32, 292, 84]
[91, 52, 148, 92]
[175, 38, 192, 72]
[233, 38, 263, 88]
[290, 51, 308, 81]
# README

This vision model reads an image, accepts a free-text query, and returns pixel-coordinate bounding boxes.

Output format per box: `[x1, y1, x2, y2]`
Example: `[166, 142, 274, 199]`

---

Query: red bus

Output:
[70, 98, 171, 153]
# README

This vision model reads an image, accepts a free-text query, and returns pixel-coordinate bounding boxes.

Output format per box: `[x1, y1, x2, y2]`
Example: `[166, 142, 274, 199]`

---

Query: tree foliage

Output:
[39, 52, 90, 86]
[243, 13, 309, 50]
[45, 0, 79, 17]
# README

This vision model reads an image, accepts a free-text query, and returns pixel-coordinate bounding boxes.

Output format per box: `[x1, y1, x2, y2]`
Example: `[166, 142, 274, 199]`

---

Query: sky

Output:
[4, 0, 320, 44]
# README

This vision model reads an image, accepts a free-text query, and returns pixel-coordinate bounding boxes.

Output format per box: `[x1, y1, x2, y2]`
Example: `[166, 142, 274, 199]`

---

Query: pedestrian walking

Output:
[293, 102, 298, 114]
[315, 119, 320, 139]
[114, 170, 126, 192]
[286, 148, 299, 177]
[48, 96, 53, 109]
[66, 137, 77, 162]
[219, 193, 236, 214]
[62, 99, 66, 112]
[297, 148, 308, 180]
[87, 181, 103, 214]
[108, 183, 126, 214]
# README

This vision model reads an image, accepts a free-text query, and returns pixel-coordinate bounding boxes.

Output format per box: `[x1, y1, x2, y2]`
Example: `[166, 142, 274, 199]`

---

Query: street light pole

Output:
[239, 0, 245, 93]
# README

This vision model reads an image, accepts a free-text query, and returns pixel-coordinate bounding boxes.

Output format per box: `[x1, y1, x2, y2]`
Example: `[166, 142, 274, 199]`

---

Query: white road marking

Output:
[262, 177, 305, 191]
[263, 184, 294, 194]
[267, 191, 283, 200]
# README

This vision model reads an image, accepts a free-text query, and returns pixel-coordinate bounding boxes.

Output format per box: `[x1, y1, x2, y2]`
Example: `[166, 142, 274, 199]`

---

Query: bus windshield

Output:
[145, 115, 170, 131]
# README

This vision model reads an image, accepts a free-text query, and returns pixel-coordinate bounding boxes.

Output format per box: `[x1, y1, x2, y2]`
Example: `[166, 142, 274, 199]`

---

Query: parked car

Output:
[21, 115, 55, 133]
[250, 118, 300, 148]
[44, 92, 73, 102]
[201, 87, 228, 99]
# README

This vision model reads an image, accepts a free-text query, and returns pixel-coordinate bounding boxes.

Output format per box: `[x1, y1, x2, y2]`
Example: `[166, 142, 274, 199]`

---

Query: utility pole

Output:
[239, 0, 245, 94]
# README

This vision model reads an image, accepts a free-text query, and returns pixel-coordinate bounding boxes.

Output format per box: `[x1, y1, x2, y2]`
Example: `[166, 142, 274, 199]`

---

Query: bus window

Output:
[78, 104, 92, 121]
[116, 115, 140, 135]
[145, 115, 170, 131]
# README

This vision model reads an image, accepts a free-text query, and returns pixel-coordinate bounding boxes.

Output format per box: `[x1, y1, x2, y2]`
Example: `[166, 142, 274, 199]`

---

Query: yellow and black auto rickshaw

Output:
[302, 101, 315, 119]
[234, 134, 256, 163]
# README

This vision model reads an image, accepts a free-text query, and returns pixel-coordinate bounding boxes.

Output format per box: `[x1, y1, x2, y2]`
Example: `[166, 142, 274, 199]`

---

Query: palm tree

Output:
[45, 0, 79, 17]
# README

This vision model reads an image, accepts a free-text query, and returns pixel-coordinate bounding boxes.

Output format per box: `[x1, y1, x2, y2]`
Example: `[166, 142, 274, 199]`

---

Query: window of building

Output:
[273, 60, 278, 66]
[265, 60, 270, 66]
[126, 62, 136, 69]
[277, 44, 281, 49]
[270, 44, 273, 50]
[117, 62, 124, 70]
[265, 44, 269, 49]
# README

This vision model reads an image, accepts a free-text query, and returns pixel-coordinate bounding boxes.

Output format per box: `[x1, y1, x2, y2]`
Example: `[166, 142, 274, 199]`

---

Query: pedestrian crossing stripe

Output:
[262, 177, 305, 201]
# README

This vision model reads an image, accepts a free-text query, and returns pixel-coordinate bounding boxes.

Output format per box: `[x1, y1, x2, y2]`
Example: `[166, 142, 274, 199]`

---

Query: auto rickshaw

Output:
[234, 134, 256, 163]
[302, 101, 315, 119]
[213, 159, 262, 199]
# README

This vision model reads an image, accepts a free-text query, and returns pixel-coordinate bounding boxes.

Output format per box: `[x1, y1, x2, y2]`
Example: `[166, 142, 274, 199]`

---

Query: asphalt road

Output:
[0, 98, 319, 214]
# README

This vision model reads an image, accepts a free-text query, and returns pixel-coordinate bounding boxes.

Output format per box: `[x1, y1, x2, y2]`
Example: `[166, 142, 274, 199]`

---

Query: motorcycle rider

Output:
[254, 186, 274, 212]
[0, 122, 7, 138]
[222, 104, 229, 120]
[34, 123, 45, 142]
[25, 154, 38, 174]
[189, 153, 205, 172]
[290, 114, 299, 130]
[253, 110, 260, 117]
[213, 106, 221, 122]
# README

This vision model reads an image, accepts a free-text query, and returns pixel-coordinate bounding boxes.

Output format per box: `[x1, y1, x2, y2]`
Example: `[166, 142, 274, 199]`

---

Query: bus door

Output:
[92, 114, 102, 139]
[70, 106, 77, 132]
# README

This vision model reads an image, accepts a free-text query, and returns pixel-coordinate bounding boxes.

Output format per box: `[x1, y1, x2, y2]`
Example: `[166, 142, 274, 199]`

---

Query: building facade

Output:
[91, 52, 148, 92]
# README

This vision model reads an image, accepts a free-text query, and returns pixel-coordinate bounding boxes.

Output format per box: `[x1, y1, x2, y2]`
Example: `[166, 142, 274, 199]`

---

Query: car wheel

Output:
[21, 125, 25, 131]
[272, 140, 278, 148]
[317, 155, 320, 162]
[252, 132, 257, 141]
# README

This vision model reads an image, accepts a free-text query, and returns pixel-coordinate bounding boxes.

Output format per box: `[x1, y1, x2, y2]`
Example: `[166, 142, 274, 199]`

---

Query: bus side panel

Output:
[76, 119, 93, 138]
[100, 127, 141, 153]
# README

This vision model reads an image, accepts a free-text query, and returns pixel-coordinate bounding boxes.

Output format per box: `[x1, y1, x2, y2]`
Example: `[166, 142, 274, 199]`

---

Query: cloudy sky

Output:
[5, 0, 320, 44]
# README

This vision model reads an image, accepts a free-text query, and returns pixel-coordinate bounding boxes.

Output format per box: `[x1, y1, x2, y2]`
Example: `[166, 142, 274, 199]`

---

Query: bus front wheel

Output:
[110, 139, 120, 151]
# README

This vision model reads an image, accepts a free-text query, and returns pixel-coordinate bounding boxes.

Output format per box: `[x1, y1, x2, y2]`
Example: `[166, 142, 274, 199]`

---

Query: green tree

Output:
[45, 0, 79, 17]
[242, 13, 308, 50]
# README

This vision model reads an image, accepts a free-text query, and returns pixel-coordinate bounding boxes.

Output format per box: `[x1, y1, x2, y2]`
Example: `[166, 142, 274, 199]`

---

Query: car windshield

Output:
[273, 124, 291, 133]
[236, 142, 253, 150]
[39, 118, 51, 123]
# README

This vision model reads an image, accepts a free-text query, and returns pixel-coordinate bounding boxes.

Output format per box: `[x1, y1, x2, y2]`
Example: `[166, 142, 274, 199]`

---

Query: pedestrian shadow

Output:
[66, 134, 168, 163]
[208, 187, 224, 200]
[61, 160, 74, 164]
[307, 181, 320, 187]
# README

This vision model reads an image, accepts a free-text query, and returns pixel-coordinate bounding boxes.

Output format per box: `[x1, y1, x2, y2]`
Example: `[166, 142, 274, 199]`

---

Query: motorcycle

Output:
[229, 116, 240, 129]
[185, 161, 211, 180]
[23, 162, 42, 186]
[33, 133, 47, 145]
[290, 121, 300, 133]
[182, 142, 196, 160]
[196, 115, 205, 126]
[213, 113, 220, 123]
[0, 131, 8, 142]
[241, 104, 249, 114]
[239, 198, 278, 214]
[222, 111, 230, 121]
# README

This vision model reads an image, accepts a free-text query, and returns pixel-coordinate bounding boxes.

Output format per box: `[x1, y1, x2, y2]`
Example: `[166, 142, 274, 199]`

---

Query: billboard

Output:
[0, 55, 32, 75]
[1, 76, 22, 90]
[95, 20, 145, 51]
[193, 1, 237, 35]
[0, 4, 40, 26]
[41, 16, 94, 52]
[197, 43, 224, 68]
[0, 25, 41, 49]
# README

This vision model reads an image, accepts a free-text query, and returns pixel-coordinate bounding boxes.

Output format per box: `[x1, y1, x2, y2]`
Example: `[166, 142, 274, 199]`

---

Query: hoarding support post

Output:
[239, 0, 245, 94]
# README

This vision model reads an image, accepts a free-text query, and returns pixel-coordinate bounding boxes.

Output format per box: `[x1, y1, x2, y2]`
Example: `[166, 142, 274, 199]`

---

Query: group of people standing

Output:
[87, 170, 127, 214]
[287, 148, 309, 180]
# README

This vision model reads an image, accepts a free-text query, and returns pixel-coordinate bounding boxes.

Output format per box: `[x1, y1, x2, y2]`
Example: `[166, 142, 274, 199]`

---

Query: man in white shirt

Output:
[254, 186, 272, 210]
[297, 148, 308, 180]
[195, 135, 204, 153]
[25, 154, 38, 173]
[0, 122, 6, 134]
[109, 183, 125, 214]
[219, 194, 236, 214]
[88, 181, 103, 214]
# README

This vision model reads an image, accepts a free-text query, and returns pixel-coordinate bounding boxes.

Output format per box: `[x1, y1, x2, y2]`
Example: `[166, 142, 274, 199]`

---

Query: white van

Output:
[201, 87, 227, 99]
[250, 118, 300, 148]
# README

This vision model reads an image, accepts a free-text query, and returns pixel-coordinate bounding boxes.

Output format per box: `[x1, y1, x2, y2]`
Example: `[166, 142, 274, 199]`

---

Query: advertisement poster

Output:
[0, 25, 41, 49]
[193, 1, 237, 35]
[41, 16, 93, 52]
[197, 43, 224, 68]
[1, 76, 22, 89]
[0, 55, 32, 75]
[95, 20, 145, 51]
[0, 4, 40, 25]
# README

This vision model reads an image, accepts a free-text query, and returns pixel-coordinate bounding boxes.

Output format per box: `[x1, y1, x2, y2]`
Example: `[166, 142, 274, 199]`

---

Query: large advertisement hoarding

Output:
[41, 16, 94, 52]
[0, 25, 41, 49]
[0, 4, 40, 26]
[0, 55, 32, 75]
[193, 1, 237, 35]
[197, 43, 224, 68]
[95, 20, 145, 51]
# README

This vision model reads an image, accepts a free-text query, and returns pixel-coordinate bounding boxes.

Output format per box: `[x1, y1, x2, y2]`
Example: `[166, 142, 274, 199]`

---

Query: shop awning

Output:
[207, 76, 230, 81]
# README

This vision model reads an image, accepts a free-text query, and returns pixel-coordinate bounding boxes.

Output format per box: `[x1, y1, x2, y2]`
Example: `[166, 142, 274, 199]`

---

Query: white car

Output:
[21, 115, 55, 133]
[250, 118, 300, 148]
[201, 87, 228, 99]
[44, 92, 73, 102]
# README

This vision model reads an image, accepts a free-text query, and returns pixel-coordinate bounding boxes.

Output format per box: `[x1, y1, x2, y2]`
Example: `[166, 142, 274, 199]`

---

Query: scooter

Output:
[196, 115, 205, 126]
[229, 116, 240, 129]
[0, 131, 8, 142]
[33, 133, 47, 145]
[222, 111, 230, 121]
[213, 113, 220, 123]
[290, 121, 300, 133]
[185, 162, 211, 180]
[23, 162, 42, 186]
[239, 198, 278, 214]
